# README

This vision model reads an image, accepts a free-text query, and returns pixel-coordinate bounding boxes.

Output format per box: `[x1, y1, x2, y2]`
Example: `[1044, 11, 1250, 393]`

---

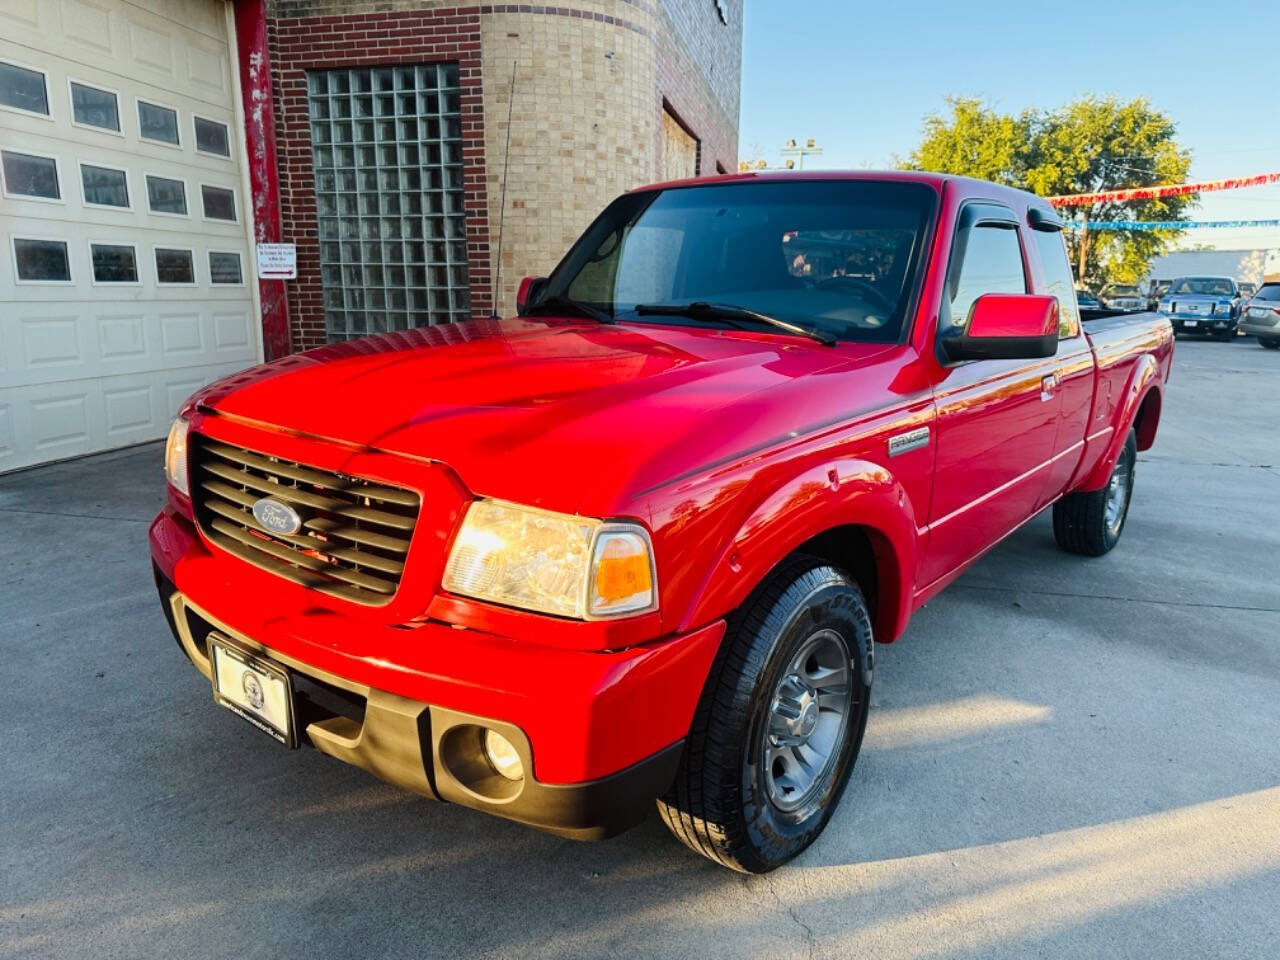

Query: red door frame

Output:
[232, 0, 292, 360]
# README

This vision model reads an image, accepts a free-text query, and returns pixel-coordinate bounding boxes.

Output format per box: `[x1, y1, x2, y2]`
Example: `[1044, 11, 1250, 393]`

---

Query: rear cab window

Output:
[1031, 229, 1080, 338]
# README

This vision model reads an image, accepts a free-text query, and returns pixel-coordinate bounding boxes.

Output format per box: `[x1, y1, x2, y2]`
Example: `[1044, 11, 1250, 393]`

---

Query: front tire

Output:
[1053, 429, 1137, 556]
[1261, 337, 1280, 350]
[657, 556, 873, 873]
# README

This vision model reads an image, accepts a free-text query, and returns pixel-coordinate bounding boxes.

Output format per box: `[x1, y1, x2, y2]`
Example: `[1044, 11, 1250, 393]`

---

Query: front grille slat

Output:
[203, 440, 419, 507]
[302, 518, 411, 554]
[190, 435, 420, 606]
[199, 460, 415, 531]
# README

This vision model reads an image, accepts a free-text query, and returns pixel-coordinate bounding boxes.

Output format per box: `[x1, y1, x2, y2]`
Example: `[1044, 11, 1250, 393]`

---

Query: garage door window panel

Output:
[146, 174, 188, 216]
[80, 162, 130, 208]
[194, 116, 231, 157]
[1, 150, 61, 201]
[209, 251, 243, 285]
[13, 237, 72, 283]
[0, 60, 49, 117]
[138, 99, 181, 147]
[155, 247, 196, 285]
[90, 243, 140, 285]
[69, 80, 121, 134]
[200, 184, 237, 222]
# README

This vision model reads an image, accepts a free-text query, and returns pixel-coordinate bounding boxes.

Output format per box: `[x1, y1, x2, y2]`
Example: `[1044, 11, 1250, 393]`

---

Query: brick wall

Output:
[267, 7, 491, 350]
[654, 0, 740, 181]
[258, 1, 741, 345]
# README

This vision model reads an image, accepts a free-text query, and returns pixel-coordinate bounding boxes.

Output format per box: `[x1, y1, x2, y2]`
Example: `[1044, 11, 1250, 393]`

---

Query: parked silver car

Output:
[1098, 283, 1146, 312]
[1238, 282, 1280, 349]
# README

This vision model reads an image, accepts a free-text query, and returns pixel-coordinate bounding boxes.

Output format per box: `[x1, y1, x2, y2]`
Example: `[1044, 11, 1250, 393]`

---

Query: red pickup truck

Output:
[151, 171, 1172, 873]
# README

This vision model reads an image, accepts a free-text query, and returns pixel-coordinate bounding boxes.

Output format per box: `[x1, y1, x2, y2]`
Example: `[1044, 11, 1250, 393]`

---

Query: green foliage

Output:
[904, 96, 1194, 286]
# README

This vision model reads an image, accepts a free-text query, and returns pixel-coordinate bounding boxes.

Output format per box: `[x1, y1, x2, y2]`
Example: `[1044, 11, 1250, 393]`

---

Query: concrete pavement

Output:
[2, 336, 1278, 959]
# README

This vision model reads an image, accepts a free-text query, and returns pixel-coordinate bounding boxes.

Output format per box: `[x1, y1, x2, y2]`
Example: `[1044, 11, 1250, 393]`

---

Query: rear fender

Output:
[1078, 354, 1162, 492]
[679, 459, 919, 644]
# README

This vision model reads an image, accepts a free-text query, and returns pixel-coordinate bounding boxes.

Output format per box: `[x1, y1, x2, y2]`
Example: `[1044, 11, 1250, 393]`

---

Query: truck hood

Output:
[196, 317, 897, 514]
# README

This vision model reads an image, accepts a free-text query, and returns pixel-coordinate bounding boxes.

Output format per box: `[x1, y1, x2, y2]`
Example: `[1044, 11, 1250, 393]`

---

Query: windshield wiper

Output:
[526, 293, 614, 324]
[633, 301, 836, 346]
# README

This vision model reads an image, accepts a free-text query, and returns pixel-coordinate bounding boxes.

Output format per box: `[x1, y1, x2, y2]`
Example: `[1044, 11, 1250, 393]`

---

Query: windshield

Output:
[1170, 277, 1235, 296]
[1102, 285, 1141, 296]
[539, 180, 937, 342]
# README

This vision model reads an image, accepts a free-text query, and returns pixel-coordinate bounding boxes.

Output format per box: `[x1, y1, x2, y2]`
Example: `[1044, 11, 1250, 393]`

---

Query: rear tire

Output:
[1053, 430, 1137, 556]
[657, 556, 873, 873]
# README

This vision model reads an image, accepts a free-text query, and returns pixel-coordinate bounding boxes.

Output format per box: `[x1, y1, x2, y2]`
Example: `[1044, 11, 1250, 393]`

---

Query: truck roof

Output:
[628, 169, 1049, 210]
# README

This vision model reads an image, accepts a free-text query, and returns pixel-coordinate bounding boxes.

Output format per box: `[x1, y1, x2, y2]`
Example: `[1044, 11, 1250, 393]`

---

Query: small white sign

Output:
[256, 243, 297, 280]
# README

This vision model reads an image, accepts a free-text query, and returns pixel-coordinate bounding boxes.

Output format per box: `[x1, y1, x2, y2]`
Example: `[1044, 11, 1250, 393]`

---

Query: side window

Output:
[1032, 229, 1080, 338]
[947, 224, 1026, 328]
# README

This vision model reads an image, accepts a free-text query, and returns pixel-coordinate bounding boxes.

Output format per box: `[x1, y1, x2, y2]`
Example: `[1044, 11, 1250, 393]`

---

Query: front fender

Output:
[678, 459, 919, 644]
[1078, 354, 1163, 492]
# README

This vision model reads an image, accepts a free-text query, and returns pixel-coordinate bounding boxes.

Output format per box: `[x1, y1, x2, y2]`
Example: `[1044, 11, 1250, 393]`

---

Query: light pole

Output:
[780, 138, 823, 170]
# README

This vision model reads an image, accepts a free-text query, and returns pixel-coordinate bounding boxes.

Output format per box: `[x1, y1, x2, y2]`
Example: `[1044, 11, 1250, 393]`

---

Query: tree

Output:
[904, 97, 1194, 287]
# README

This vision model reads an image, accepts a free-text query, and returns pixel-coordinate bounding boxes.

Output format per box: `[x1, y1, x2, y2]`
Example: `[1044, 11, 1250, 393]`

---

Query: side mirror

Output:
[941, 293, 1059, 362]
[516, 276, 548, 316]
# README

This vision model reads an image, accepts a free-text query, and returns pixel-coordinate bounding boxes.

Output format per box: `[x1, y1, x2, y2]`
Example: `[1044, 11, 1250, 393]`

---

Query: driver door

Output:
[921, 204, 1061, 588]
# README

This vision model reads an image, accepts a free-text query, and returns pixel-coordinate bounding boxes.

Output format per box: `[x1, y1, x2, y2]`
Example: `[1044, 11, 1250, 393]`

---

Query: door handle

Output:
[1041, 373, 1058, 402]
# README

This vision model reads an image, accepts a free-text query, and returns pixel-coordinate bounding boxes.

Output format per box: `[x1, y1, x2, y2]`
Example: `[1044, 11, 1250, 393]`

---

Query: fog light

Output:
[483, 729, 524, 781]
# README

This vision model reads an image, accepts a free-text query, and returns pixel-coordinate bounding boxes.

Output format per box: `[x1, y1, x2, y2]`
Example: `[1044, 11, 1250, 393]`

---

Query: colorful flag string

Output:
[1064, 219, 1280, 231]
[1048, 172, 1280, 207]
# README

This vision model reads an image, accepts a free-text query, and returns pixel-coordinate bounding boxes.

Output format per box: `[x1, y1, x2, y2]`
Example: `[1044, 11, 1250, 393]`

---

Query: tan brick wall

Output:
[481, 9, 657, 315]
[660, 108, 697, 180]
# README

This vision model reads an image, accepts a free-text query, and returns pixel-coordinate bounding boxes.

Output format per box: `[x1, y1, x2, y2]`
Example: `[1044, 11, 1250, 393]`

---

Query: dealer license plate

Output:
[209, 635, 296, 747]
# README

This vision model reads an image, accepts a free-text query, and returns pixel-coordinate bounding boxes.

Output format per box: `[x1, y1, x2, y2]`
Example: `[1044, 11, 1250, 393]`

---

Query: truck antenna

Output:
[490, 60, 517, 319]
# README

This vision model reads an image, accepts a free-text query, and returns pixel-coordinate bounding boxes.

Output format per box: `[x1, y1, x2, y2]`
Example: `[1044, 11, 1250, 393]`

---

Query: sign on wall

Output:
[256, 243, 297, 280]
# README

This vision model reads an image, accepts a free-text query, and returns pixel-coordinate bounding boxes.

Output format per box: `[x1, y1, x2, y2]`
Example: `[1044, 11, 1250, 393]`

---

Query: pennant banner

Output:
[1065, 219, 1280, 231]
[1048, 171, 1280, 207]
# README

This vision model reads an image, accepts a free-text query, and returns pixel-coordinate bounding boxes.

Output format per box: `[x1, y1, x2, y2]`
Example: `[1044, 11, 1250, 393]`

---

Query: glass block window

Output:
[308, 63, 470, 341]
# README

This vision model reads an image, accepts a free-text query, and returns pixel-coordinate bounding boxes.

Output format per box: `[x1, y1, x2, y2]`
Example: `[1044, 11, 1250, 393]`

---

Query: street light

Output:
[780, 138, 823, 170]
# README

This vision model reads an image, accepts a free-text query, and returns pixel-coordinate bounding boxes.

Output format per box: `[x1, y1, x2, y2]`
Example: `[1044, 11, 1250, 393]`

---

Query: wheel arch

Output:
[677, 459, 919, 645]
[1078, 355, 1163, 491]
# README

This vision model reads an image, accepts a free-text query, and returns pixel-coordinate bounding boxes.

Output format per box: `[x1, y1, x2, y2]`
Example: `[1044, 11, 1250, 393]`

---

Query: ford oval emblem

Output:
[252, 497, 302, 536]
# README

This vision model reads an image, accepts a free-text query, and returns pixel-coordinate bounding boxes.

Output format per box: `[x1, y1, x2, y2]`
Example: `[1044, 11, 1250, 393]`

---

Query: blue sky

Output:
[739, 0, 1280, 252]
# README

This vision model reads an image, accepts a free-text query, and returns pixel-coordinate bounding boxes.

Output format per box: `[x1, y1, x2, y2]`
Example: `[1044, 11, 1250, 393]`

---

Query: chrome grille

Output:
[191, 435, 420, 605]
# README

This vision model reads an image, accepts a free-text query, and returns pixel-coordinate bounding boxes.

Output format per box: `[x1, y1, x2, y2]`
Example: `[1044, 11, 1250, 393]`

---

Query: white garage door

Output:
[0, 0, 258, 472]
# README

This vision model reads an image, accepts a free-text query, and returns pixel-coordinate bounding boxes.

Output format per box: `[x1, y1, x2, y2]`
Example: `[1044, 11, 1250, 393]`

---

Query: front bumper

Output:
[151, 507, 723, 839]
[1239, 318, 1280, 338]
[1168, 315, 1236, 334]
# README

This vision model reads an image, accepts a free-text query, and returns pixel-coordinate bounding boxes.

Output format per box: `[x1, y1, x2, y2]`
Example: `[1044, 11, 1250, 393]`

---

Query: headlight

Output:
[164, 417, 190, 496]
[442, 499, 656, 619]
